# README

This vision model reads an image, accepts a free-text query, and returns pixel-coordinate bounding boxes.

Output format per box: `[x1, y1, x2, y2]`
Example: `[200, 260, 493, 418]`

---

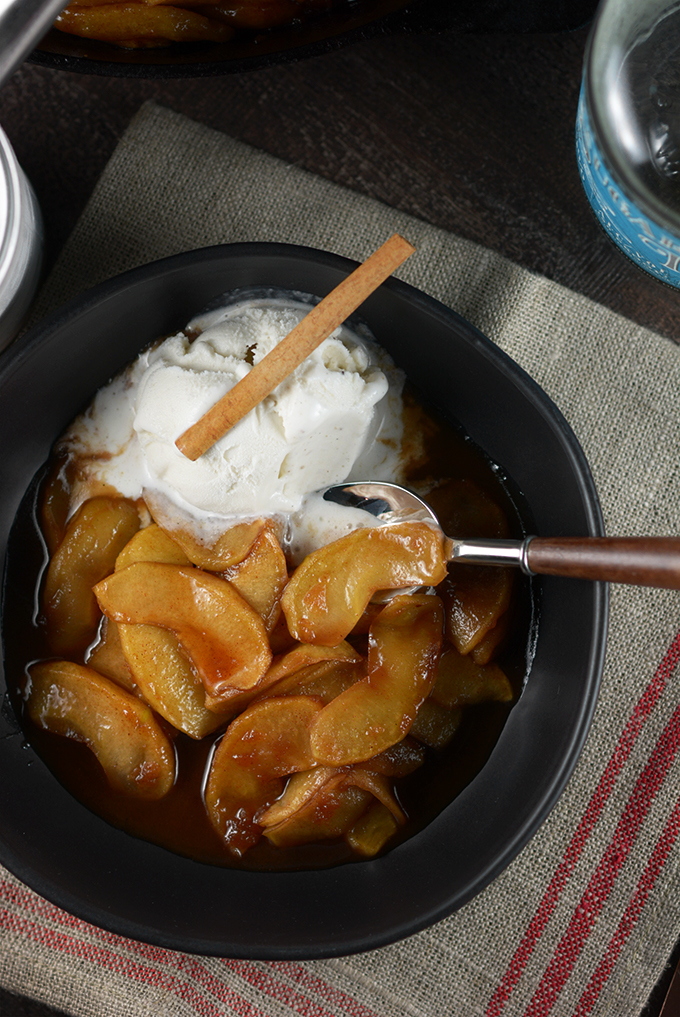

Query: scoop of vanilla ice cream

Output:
[63, 298, 405, 525]
[135, 300, 400, 515]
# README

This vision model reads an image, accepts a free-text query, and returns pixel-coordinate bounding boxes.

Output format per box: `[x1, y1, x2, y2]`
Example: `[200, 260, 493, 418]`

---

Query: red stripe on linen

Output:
[1, 877, 374, 1017]
[269, 961, 381, 1017]
[522, 695, 680, 1017]
[0, 879, 272, 1016]
[0, 907, 229, 1017]
[572, 794, 680, 1017]
[485, 630, 680, 1017]
[223, 960, 380, 1017]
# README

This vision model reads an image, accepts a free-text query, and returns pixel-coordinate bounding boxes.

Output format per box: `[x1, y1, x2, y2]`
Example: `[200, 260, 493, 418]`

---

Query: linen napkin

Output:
[5, 100, 680, 1017]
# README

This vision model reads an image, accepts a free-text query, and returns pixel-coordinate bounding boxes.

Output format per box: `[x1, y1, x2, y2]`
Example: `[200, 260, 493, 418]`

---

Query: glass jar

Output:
[0, 124, 42, 352]
[576, 0, 680, 286]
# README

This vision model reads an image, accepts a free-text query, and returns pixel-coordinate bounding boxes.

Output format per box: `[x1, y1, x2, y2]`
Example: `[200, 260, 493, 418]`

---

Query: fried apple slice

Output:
[172, 519, 266, 570]
[195, 640, 363, 718]
[86, 617, 136, 692]
[410, 700, 462, 749]
[143, 488, 268, 570]
[470, 606, 512, 664]
[113, 520, 222, 733]
[346, 769, 405, 822]
[93, 561, 272, 703]
[431, 645, 513, 707]
[204, 695, 322, 855]
[184, 0, 304, 30]
[309, 594, 444, 765]
[40, 456, 76, 557]
[262, 641, 361, 687]
[440, 564, 514, 655]
[253, 659, 363, 705]
[42, 497, 140, 657]
[260, 767, 403, 848]
[264, 785, 372, 848]
[345, 800, 400, 857]
[115, 523, 190, 571]
[26, 660, 175, 799]
[363, 736, 425, 776]
[220, 521, 288, 633]
[117, 623, 223, 739]
[257, 767, 337, 829]
[113, 522, 223, 735]
[282, 522, 448, 646]
[427, 478, 510, 541]
[152, 516, 267, 572]
[55, 3, 235, 44]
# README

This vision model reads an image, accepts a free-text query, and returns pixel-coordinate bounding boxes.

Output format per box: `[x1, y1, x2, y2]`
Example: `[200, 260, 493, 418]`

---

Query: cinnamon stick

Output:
[175, 234, 415, 461]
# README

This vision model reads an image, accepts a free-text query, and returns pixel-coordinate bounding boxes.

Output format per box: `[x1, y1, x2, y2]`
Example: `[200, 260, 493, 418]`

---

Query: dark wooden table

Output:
[0, 17, 678, 1017]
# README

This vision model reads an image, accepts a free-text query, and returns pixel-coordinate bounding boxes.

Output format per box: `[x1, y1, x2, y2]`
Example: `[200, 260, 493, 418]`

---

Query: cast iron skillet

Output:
[29, 0, 600, 79]
[0, 243, 607, 957]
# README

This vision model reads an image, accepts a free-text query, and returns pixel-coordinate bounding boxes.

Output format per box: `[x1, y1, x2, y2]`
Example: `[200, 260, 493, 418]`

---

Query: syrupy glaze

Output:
[3, 386, 535, 871]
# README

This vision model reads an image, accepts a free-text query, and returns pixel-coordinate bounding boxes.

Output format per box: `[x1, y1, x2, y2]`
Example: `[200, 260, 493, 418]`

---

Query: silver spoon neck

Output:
[448, 536, 536, 574]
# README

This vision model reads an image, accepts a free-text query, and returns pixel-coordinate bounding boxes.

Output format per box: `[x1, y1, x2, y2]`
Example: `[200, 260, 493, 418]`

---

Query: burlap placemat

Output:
[4, 100, 680, 1017]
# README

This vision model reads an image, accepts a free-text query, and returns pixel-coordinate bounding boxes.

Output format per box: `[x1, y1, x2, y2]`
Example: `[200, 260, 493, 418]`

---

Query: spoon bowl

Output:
[323, 481, 680, 589]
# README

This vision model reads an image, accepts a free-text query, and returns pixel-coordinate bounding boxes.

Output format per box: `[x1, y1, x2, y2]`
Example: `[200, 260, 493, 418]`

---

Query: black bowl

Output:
[29, 0, 599, 79]
[0, 243, 606, 957]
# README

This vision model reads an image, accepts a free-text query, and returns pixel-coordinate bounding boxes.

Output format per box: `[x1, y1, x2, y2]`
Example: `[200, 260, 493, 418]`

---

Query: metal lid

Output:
[585, 0, 680, 236]
[0, 125, 22, 311]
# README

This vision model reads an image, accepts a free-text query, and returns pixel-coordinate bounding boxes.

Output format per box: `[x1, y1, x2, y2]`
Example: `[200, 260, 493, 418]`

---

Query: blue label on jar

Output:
[576, 85, 680, 286]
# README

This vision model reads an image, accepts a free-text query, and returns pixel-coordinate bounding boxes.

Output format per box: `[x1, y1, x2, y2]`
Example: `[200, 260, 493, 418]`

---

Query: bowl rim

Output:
[0, 242, 608, 957]
[27, 0, 599, 80]
[28, 0, 415, 79]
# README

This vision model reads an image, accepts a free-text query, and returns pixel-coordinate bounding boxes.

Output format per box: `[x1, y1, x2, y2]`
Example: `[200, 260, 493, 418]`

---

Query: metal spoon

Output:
[322, 481, 680, 590]
[0, 0, 67, 89]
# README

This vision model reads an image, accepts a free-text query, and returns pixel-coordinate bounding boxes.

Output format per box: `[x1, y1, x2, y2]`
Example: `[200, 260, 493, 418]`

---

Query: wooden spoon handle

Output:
[526, 537, 680, 589]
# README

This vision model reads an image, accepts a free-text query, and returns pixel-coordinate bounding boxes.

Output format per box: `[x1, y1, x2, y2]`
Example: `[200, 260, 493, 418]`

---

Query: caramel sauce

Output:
[3, 386, 534, 871]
